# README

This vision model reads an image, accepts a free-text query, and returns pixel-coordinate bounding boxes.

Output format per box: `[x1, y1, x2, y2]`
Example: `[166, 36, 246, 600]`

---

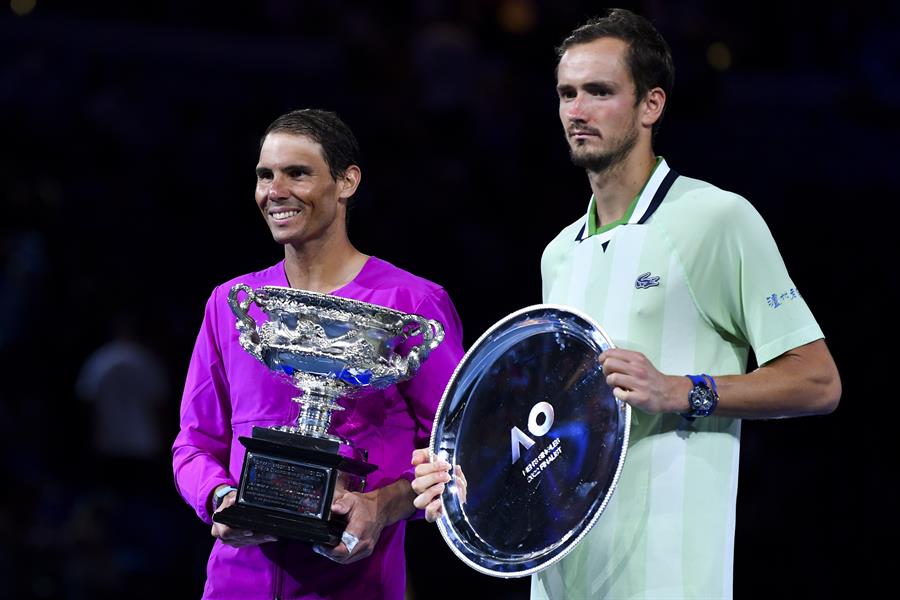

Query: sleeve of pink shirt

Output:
[395, 287, 465, 488]
[171, 287, 236, 525]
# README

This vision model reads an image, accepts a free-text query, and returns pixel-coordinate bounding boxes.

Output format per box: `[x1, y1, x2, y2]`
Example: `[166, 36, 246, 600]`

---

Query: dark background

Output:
[1, 0, 895, 598]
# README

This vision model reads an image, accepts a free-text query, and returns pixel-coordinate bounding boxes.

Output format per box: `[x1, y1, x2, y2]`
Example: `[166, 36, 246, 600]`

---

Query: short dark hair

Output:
[557, 9, 674, 134]
[262, 108, 361, 181]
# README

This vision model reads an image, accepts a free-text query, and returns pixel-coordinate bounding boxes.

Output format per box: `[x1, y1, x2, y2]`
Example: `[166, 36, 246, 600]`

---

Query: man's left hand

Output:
[599, 348, 691, 414]
[312, 491, 385, 564]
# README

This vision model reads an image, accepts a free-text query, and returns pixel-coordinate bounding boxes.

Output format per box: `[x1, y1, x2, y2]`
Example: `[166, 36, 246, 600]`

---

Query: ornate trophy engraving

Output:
[214, 284, 444, 545]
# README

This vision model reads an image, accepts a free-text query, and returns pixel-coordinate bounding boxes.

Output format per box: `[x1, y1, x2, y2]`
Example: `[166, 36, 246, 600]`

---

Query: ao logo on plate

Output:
[510, 401, 555, 464]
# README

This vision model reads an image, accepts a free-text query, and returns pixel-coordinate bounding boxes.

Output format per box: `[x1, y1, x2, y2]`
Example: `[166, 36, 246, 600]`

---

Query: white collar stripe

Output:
[629, 159, 671, 224]
[577, 159, 673, 244]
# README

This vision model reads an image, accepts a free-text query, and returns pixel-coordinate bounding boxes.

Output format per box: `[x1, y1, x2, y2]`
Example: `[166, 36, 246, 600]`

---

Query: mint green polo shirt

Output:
[533, 159, 823, 599]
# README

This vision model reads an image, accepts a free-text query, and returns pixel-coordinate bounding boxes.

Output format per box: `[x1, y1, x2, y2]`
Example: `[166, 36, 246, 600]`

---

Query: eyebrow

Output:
[584, 81, 617, 92]
[255, 164, 313, 177]
[557, 78, 618, 89]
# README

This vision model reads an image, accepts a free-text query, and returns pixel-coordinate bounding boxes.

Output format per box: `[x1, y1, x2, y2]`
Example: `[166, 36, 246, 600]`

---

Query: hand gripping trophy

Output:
[213, 283, 444, 546]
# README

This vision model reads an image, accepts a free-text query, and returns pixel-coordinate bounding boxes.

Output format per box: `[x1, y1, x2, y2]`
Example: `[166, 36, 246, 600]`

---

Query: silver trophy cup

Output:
[213, 283, 444, 545]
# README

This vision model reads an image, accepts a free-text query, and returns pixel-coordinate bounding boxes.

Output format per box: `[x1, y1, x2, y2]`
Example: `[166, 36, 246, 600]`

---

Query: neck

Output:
[283, 234, 368, 294]
[588, 148, 657, 227]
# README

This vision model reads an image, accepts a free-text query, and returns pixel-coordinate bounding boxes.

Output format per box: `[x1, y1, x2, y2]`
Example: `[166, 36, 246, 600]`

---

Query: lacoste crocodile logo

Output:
[635, 272, 660, 289]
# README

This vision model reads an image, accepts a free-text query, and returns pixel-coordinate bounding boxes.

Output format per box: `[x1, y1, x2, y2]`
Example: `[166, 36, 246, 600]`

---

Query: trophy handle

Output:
[227, 283, 265, 361]
[400, 316, 445, 376]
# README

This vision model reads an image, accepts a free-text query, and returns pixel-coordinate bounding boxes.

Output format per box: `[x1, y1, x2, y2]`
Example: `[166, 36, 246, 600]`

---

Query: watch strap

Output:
[213, 485, 237, 510]
[700, 373, 718, 395]
[687, 374, 707, 388]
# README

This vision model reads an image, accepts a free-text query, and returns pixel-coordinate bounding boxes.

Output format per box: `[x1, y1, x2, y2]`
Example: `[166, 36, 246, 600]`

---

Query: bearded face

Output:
[557, 38, 644, 174]
[567, 117, 639, 173]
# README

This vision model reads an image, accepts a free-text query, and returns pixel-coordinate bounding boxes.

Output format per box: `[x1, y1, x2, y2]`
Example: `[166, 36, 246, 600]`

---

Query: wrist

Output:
[375, 479, 416, 526]
[681, 374, 719, 418]
[212, 484, 237, 512]
[668, 375, 693, 413]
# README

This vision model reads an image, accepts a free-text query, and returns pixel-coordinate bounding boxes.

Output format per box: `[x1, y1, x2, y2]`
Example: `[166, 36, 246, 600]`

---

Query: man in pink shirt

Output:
[172, 108, 464, 599]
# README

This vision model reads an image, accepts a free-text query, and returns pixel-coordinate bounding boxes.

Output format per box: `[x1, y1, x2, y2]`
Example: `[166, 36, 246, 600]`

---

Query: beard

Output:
[569, 124, 638, 174]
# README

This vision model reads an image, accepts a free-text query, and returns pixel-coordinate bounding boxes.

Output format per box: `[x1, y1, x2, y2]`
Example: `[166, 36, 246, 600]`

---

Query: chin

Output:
[570, 147, 601, 161]
[269, 230, 296, 245]
[571, 143, 602, 158]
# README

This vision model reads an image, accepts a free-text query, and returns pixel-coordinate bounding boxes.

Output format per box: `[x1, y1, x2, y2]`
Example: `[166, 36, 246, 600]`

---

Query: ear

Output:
[337, 165, 361, 200]
[640, 87, 666, 129]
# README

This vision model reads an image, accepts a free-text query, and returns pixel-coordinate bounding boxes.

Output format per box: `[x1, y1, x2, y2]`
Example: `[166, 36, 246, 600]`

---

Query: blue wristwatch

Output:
[682, 374, 718, 418]
[213, 485, 237, 511]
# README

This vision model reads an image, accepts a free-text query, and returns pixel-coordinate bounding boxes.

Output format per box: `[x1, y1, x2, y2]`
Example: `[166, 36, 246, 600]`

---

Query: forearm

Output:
[669, 339, 841, 419]
[176, 301, 235, 521]
[173, 446, 233, 522]
[172, 403, 233, 523]
[370, 478, 417, 527]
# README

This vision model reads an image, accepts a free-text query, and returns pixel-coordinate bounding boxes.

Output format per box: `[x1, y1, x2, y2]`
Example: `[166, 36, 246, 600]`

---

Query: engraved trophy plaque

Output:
[214, 284, 444, 546]
[430, 304, 629, 577]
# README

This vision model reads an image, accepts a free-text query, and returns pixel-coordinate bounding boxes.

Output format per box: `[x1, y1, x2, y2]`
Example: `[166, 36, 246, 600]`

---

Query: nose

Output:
[565, 93, 587, 123]
[267, 175, 289, 201]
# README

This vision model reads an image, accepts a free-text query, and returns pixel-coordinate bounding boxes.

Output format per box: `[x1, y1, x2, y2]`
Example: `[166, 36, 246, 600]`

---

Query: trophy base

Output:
[212, 426, 378, 546]
[214, 502, 347, 546]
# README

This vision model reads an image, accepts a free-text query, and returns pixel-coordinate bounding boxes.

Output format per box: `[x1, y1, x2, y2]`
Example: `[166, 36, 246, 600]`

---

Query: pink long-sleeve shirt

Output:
[173, 257, 464, 599]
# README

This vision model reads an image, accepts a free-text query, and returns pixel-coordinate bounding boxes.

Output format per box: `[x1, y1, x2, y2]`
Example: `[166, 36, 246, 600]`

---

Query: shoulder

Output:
[354, 257, 453, 312]
[662, 175, 753, 215]
[360, 257, 445, 294]
[655, 175, 769, 236]
[541, 217, 585, 264]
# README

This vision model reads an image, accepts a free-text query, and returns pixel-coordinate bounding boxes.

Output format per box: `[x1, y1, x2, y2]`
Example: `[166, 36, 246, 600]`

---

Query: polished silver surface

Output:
[430, 304, 630, 578]
[228, 284, 444, 442]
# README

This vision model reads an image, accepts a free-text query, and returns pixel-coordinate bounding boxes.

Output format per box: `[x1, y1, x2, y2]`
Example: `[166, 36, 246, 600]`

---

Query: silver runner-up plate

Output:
[430, 304, 630, 578]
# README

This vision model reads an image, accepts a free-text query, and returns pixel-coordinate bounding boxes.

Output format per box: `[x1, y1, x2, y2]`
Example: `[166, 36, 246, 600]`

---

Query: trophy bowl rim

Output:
[429, 302, 631, 579]
[254, 285, 413, 322]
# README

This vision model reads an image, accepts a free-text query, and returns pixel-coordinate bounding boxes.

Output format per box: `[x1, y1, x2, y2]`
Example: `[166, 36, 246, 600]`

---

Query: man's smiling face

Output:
[254, 133, 346, 247]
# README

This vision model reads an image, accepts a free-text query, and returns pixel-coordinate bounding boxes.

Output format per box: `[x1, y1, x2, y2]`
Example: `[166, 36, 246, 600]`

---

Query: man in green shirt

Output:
[412, 8, 840, 599]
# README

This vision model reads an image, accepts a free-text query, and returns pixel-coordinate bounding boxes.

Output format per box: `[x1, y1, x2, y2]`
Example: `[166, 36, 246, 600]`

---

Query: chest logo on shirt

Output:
[635, 272, 661, 289]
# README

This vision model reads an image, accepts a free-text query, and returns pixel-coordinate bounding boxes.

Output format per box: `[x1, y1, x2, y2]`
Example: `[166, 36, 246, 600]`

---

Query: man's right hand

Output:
[210, 487, 278, 547]
[410, 449, 451, 523]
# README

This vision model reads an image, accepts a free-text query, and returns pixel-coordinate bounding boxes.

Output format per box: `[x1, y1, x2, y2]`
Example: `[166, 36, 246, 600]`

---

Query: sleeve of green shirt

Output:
[678, 190, 824, 366]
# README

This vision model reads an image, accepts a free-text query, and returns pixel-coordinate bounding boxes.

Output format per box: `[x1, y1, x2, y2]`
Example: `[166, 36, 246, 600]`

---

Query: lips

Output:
[269, 208, 302, 222]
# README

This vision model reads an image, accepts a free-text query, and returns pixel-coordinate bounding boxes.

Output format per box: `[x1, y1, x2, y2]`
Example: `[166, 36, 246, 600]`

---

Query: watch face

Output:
[690, 386, 713, 412]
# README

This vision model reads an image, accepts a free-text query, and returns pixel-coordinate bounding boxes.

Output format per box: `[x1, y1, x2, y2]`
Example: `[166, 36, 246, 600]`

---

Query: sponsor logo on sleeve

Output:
[766, 287, 800, 309]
